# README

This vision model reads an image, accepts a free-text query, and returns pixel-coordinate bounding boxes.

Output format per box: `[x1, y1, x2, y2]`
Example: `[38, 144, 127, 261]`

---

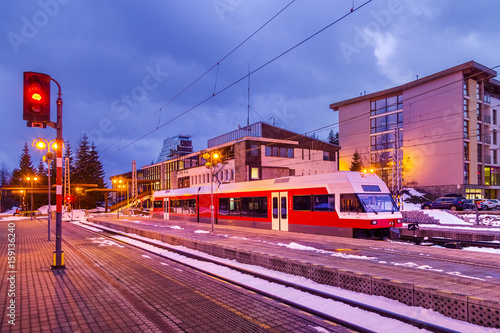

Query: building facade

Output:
[156, 134, 193, 163]
[142, 122, 340, 191]
[330, 61, 500, 199]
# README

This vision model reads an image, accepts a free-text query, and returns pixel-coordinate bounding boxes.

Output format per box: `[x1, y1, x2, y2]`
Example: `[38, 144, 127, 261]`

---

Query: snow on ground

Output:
[72, 221, 499, 333]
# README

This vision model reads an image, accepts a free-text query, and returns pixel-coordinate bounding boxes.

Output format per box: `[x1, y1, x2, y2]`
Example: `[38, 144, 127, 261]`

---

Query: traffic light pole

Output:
[49, 78, 65, 269]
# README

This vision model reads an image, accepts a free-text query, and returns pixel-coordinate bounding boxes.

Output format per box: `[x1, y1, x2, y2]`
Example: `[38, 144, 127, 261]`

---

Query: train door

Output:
[271, 192, 289, 231]
[163, 198, 169, 220]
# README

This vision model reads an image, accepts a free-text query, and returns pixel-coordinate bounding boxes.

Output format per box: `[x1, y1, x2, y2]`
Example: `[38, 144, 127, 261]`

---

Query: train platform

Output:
[0, 217, 357, 333]
[87, 215, 500, 327]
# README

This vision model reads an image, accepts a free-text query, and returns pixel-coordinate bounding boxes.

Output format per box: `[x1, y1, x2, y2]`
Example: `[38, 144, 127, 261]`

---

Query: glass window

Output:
[358, 194, 398, 213]
[153, 200, 163, 209]
[241, 197, 253, 217]
[464, 163, 469, 184]
[293, 195, 311, 211]
[272, 146, 279, 157]
[361, 185, 381, 192]
[281, 197, 287, 219]
[387, 96, 397, 112]
[340, 194, 361, 212]
[464, 120, 469, 139]
[272, 197, 278, 218]
[254, 197, 268, 218]
[251, 167, 260, 180]
[287, 148, 294, 158]
[229, 198, 241, 216]
[375, 99, 386, 114]
[323, 151, 329, 161]
[313, 194, 335, 211]
[250, 144, 259, 156]
[265, 146, 272, 156]
[464, 142, 469, 161]
[170, 199, 182, 213]
[280, 147, 286, 157]
[219, 198, 229, 216]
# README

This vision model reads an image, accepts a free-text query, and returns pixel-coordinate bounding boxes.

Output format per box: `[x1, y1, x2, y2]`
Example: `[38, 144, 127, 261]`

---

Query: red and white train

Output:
[150, 171, 403, 239]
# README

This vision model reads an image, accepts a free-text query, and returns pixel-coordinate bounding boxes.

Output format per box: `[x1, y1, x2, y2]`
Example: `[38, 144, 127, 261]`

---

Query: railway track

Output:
[399, 235, 500, 249]
[76, 220, 461, 333]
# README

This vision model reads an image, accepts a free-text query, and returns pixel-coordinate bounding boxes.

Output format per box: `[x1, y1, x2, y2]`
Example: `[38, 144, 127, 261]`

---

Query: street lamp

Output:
[19, 190, 25, 210]
[203, 151, 221, 232]
[33, 138, 58, 241]
[113, 178, 128, 218]
[26, 176, 38, 221]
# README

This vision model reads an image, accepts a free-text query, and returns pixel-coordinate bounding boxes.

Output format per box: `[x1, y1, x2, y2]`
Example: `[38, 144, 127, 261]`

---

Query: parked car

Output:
[464, 199, 485, 210]
[421, 197, 467, 211]
[482, 199, 500, 210]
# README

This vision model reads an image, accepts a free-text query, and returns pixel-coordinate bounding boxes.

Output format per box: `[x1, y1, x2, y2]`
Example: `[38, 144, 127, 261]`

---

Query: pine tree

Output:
[349, 151, 363, 172]
[85, 142, 106, 207]
[0, 162, 15, 212]
[327, 130, 339, 145]
[73, 134, 91, 185]
[10, 143, 37, 185]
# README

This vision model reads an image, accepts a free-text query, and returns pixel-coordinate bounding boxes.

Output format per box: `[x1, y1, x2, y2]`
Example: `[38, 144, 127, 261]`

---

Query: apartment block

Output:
[330, 61, 500, 199]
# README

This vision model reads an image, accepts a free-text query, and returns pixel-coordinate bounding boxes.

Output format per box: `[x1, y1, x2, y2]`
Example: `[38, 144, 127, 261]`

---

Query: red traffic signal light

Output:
[23, 72, 51, 125]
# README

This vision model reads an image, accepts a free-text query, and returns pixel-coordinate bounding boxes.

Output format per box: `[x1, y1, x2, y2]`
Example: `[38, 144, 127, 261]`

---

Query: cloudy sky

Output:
[1, 0, 499, 183]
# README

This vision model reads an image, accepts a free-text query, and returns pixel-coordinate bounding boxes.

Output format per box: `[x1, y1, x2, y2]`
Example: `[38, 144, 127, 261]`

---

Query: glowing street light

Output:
[26, 175, 38, 221]
[203, 151, 222, 232]
[32, 137, 59, 241]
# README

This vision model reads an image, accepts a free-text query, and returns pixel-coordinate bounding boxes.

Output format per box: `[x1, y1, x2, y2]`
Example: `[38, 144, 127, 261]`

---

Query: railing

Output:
[484, 135, 492, 144]
[484, 115, 491, 124]
[484, 155, 492, 164]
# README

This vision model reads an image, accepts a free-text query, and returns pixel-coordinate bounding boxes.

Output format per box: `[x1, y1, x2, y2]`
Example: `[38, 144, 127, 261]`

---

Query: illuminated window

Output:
[251, 167, 260, 180]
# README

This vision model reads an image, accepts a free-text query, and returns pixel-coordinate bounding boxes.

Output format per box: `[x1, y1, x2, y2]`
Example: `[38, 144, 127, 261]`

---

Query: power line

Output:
[99, 0, 297, 155]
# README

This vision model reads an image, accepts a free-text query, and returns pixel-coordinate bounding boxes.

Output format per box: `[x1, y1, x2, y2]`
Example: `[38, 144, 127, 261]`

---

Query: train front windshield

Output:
[358, 194, 399, 213]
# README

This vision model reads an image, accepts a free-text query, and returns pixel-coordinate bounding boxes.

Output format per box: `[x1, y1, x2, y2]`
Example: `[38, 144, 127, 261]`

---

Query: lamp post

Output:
[203, 151, 221, 232]
[33, 138, 58, 241]
[26, 176, 38, 221]
[19, 190, 25, 210]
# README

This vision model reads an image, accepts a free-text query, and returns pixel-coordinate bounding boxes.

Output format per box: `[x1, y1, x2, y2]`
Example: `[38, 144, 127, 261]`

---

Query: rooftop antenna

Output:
[247, 64, 250, 129]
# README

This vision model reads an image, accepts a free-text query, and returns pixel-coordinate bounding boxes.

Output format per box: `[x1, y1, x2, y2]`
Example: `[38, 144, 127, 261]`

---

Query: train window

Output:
[361, 185, 381, 192]
[281, 197, 287, 219]
[313, 194, 335, 211]
[241, 197, 253, 217]
[219, 198, 229, 216]
[170, 199, 182, 213]
[153, 200, 163, 209]
[184, 199, 196, 214]
[229, 198, 241, 216]
[293, 195, 312, 211]
[272, 197, 278, 218]
[340, 194, 362, 212]
[254, 197, 268, 218]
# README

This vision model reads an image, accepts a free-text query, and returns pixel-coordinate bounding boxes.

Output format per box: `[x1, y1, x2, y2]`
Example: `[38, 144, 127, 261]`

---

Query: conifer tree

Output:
[73, 134, 91, 185]
[327, 130, 339, 145]
[10, 143, 37, 185]
[349, 151, 363, 172]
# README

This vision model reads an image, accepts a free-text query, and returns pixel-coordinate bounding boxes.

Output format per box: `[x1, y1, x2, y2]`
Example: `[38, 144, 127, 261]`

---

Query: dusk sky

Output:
[1, 0, 499, 184]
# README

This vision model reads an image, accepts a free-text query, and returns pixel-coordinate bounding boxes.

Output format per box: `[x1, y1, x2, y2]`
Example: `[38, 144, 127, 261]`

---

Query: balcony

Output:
[484, 115, 491, 124]
[484, 155, 492, 164]
[484, 135, 492, 145]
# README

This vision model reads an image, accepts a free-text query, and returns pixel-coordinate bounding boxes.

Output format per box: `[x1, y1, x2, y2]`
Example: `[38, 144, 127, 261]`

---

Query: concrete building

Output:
[330, 61, 500, 199]
[156, 134, 193, 163]
[142, 122, 340, 191]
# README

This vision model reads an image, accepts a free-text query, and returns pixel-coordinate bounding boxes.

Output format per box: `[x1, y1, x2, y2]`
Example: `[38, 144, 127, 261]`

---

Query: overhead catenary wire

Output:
[99, 0, 297, 155]
[102, 0, 374, 160]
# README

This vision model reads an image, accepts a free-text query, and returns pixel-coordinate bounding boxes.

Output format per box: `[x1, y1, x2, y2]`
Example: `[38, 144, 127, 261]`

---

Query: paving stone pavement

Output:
[0, 218, 354, 333]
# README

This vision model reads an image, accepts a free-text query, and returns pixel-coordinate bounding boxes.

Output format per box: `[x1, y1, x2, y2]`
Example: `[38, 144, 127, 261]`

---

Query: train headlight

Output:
[396, 219, 402, 224]
[370, 220, 378, 225]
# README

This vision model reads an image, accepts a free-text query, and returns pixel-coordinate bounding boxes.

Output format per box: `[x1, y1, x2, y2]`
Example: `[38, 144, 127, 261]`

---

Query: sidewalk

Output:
[0, 218, 168, 332]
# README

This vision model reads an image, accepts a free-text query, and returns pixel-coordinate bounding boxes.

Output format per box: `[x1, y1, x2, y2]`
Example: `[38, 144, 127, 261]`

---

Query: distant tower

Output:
[131, 160, 138, 203]
[157, 134, 193, 163]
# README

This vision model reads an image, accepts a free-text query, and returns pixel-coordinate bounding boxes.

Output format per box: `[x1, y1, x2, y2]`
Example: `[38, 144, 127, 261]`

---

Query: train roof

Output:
[152, 171, 390, 198]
